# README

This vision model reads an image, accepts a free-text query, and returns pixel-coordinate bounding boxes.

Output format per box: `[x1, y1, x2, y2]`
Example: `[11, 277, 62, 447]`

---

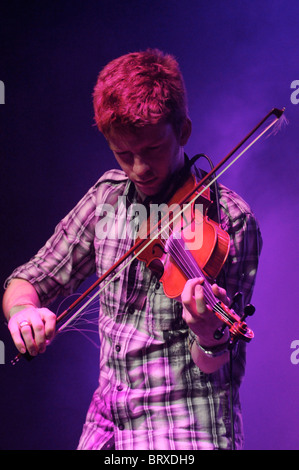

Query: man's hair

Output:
[93, 49, 189, 138]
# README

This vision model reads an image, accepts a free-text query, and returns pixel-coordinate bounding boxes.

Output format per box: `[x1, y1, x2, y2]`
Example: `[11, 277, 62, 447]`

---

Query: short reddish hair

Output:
[93, 49, 189, 138]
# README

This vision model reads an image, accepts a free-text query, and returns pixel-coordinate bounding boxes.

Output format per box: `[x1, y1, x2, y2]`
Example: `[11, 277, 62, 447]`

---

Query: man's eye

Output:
[145, 146, 161, 154]
[149, 145, 160, 150]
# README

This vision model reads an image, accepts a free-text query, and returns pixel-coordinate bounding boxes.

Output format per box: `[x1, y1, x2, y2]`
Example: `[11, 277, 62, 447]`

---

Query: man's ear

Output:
[179, 118, 192, 146]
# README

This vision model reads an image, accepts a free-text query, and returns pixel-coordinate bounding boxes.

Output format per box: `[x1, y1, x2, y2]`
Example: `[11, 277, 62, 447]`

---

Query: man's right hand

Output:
[3, 278, 56, 356]
[7, 305, 57, 356]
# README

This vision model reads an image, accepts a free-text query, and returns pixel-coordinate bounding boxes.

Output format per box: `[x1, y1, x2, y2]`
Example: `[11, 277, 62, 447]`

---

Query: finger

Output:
[181, 279, 198, 317]
[18, 321, 38, 356]
[181, 278, 206, 318]
[30, 315, 47, 353]
[29, 308, 56, 353]
[181, 277, 204, 305]
[194, 283, 208, 315]
[41, 308, 57, 342]
[8, 318, 27, 354]
[211, 284, 230, 305]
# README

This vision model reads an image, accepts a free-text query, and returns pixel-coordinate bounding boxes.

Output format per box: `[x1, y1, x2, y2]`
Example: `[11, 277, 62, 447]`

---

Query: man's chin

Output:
[135, 181, 161, 198]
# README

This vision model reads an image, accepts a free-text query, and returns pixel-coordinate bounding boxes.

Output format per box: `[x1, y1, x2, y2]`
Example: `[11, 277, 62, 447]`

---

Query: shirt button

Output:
[128, 305, 135, 314]
[117, 385, 123, 391]
[115, 344, 121, 352]
[118, 423, 124, 430]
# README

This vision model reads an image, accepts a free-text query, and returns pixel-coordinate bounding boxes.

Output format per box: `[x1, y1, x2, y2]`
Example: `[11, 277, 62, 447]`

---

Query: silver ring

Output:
[19, 320, 31, 329]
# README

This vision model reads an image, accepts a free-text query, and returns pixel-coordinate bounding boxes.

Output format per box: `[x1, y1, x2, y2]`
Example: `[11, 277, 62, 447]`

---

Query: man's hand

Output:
[181, 277, 231, 373]
[3, 279, 57, 357]
[7, 306, 56, 357]
[181, 277, 230, 345]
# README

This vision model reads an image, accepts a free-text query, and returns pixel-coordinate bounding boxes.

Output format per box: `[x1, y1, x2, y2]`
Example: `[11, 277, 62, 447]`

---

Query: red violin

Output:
[135, 171, 254, 344]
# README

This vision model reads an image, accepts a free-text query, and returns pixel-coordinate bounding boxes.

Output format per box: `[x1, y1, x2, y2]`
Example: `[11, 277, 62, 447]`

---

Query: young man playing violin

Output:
[2, 49, 262, 450]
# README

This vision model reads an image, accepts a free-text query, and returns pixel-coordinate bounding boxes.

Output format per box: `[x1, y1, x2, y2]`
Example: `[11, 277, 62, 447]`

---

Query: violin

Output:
[11, 107, 285, 364]
[135, 171, 254, 345]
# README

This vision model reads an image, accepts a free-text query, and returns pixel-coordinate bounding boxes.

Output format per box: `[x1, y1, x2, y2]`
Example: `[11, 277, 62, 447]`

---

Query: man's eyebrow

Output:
[111, 148, 130, 153]
[108, 134, 166, 153]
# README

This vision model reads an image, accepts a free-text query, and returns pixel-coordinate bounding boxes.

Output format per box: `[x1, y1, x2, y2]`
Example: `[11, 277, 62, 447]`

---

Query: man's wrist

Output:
[188, 329, 231, 358]
[8, 304, 37, 319]
[194, 336, 230, 358]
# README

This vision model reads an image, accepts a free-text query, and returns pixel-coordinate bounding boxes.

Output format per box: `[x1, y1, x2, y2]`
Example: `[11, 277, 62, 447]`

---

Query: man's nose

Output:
[132, 155, 151, 177]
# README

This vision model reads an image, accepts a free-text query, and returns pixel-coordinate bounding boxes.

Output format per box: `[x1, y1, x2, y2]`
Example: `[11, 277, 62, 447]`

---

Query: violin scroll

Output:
[213, 295, 256, 345]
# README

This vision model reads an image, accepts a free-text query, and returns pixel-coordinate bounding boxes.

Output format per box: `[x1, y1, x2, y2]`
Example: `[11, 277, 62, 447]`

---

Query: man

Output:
[2, 49, 262, 450]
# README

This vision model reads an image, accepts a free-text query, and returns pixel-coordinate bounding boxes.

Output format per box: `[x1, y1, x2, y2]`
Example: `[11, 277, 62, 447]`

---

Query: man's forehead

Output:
[107, 122, 173, 149]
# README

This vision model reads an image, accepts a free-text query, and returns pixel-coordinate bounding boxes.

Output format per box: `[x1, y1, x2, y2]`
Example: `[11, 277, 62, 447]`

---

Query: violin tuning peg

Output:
[241, 304, 256, 321]
[229, 292, 243, 310]
[214, 324, 227, 341]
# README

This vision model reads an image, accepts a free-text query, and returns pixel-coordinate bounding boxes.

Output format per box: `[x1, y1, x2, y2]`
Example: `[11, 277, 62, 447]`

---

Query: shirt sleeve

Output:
[219, 188, 263, 309]
[4, 184, 98, 306]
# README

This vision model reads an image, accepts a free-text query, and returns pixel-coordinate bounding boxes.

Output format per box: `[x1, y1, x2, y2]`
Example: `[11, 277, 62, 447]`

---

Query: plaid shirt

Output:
[6, 168, 262, 450]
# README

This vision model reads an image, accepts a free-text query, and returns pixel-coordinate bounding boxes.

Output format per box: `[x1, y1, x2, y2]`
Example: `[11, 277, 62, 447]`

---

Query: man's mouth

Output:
[134, 178, 156, 187]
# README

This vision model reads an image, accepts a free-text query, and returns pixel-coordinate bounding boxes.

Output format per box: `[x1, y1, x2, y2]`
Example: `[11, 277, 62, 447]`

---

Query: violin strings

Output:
[162, 223, 216, 305]
[165, 236, 233, 325]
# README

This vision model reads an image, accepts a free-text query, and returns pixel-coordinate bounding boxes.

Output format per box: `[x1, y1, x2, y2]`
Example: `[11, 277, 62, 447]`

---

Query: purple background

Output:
[1, 0, 299, 450]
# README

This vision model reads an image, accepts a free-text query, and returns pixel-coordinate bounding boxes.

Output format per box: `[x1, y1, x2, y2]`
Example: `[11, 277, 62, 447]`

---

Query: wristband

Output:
[193, 336, 230, 358]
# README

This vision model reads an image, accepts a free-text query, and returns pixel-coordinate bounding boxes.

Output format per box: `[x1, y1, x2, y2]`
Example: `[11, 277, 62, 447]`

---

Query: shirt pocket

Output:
[149, 288, 186, 335]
